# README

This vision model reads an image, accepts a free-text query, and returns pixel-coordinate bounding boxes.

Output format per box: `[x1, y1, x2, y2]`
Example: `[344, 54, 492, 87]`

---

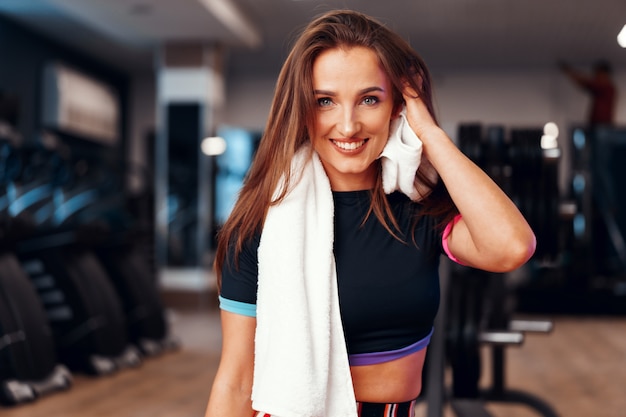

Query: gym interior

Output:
[1, 1, 626, 416]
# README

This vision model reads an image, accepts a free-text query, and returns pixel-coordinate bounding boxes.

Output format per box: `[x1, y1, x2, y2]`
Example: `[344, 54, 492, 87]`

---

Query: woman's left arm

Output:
[403, 91, 536, 272]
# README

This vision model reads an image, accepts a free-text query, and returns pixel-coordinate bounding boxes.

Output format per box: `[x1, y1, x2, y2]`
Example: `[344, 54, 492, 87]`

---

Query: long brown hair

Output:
[215, 9, 456, 281]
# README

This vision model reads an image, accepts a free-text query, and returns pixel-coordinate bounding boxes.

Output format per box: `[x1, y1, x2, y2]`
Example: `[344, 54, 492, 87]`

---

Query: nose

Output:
[337, 106, 359, 137]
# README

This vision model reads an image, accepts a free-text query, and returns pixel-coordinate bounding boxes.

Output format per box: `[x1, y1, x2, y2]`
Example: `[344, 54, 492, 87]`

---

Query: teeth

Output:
[332, 140, 365, 150]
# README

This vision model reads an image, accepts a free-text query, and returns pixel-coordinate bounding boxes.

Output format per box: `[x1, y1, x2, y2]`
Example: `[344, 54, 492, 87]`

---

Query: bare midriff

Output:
[349, 347, 428, 403]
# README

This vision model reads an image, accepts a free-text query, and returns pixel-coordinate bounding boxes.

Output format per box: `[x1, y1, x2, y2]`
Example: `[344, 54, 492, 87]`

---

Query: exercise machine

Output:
[0, 136, 71, 405]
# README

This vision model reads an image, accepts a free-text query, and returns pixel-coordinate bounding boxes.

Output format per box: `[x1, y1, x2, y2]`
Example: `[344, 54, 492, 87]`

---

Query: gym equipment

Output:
[591, 128, 626, 275]
[442, 266, 559, 417]
[18, 243, 142, 375]
[81, 157, 177, 356]
[458, 124, 561, 262]
[18, 137, 176, 360]
[0, 253, 72, 405]
[0, 137, 71, 405]
[5, 138, 142, 375]
[94, 232, 176, 356]
[515, 126, 626, 314]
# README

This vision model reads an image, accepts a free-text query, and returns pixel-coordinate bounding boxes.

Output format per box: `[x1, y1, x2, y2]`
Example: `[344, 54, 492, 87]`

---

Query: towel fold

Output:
[379, 108, 437, 201]
[253, 111, 436, 416]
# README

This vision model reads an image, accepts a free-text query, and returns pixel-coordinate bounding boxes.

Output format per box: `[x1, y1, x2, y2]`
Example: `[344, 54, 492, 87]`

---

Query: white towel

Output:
[254, 148, 357, 417]
[253, 112, 433, 416]
[379, 107, 436, 201]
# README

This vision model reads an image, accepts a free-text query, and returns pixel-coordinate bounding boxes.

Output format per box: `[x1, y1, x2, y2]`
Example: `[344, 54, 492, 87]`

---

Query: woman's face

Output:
[310, 46, 397, 191]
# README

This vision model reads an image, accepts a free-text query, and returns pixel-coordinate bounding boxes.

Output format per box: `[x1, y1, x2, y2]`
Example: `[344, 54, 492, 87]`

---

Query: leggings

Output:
[253, 399, 417, 417]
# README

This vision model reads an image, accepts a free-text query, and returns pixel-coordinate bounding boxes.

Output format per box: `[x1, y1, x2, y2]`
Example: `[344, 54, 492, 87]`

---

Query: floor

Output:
[2, 301, 626, 417]
[0, 308, 222, 417]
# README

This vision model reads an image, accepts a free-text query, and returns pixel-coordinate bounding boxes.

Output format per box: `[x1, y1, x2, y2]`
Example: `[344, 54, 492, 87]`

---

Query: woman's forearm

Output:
[205, 311, 256, 417]
[205, 375, 254, 417]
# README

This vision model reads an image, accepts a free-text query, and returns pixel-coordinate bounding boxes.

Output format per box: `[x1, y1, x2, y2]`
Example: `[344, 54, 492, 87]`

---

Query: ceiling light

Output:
[541, 121, 560, 159]
[618, 24, 626, 48]
[543, 122, 559, 140]
[201, 136, 227, 156]
[197, 0, 262, 48]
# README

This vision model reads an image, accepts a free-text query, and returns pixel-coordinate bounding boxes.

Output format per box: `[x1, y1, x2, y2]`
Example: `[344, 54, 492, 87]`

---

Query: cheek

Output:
[370, 118, 393, 153]
[371, 117, 392, 140]
[313, 113, 332, 134]
[380, 120, 392, 135]
[309, 114, 325, 140]
[369, 107, 394, 132]
[310, 123, 329, 151]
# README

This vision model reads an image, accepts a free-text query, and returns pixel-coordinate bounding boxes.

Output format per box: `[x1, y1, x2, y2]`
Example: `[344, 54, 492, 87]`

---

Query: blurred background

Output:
[0, 1, 625, 416]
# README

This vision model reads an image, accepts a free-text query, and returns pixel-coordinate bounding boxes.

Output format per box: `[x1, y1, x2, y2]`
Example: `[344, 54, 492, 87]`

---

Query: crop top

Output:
[220, 190, 458, 365]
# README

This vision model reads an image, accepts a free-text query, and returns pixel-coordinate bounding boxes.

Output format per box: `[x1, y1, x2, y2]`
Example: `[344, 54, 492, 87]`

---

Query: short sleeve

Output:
[219, 233, 261, 314]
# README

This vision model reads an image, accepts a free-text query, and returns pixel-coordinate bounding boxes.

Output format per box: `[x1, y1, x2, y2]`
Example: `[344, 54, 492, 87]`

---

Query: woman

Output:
[205, 9, 535, 417]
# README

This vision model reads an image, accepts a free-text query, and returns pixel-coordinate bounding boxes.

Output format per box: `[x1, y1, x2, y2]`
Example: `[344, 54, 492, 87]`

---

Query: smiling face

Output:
[310, 46, 398, 191]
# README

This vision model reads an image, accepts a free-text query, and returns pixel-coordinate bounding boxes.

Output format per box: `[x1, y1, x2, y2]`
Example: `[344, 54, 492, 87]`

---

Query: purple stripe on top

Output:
[348, 327, 434, 366]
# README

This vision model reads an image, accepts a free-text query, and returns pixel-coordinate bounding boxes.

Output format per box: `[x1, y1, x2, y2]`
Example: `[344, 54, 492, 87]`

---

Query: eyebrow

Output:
[313, 86, 385, 96]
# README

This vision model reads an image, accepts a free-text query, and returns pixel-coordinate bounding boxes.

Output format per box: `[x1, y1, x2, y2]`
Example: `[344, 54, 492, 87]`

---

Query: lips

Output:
[331, 139, 367, 150]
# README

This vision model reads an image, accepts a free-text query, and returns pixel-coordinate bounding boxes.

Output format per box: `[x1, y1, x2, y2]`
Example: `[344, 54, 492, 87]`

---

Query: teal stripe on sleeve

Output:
[219, 296, 257, 317]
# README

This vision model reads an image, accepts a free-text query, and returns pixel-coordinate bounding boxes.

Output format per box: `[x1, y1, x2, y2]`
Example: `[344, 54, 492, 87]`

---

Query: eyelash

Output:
[316, 96, 380, 107]
[362, 96, 378, 105]
[317, 97, 333, 107]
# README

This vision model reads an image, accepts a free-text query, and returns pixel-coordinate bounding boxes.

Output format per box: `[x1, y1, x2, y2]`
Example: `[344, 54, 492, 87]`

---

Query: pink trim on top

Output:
[442, 214, 465, 265]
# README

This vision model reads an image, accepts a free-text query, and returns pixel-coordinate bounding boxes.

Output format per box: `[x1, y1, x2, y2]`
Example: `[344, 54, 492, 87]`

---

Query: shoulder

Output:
[221, 231, 262, 305]
[224, 231, 262, 274]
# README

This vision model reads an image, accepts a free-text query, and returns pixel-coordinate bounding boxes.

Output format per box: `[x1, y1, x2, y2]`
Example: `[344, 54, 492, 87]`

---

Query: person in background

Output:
[560, 60, 617, 127]
[205, 9, 536, 417]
